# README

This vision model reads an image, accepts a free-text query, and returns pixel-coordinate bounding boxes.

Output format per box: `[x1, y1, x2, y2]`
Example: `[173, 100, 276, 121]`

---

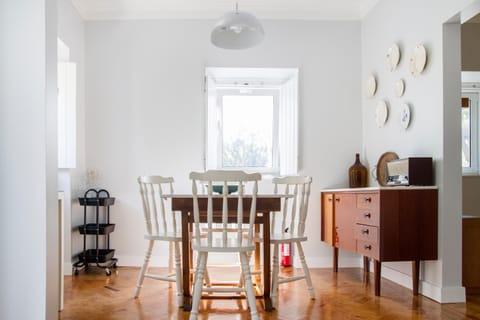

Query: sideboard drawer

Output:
[357, 240, 379, 259]
[356, 207, 380, 226]
[356, 193, 379, 209]
[354, 224, 378, 243]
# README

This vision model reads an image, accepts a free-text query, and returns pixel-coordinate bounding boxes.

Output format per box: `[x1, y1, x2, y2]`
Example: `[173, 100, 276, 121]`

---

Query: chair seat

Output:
[145, 232, 182, 242]
[192, 238, 255, 253]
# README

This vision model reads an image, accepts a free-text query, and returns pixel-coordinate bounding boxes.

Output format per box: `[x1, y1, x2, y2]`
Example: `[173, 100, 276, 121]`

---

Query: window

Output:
[218, 89, 278, 171]
[205, 68, 298, 175]
[462, 89, 479, 174]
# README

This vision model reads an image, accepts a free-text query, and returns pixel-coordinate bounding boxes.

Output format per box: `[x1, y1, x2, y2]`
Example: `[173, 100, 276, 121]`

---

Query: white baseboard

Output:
[117, 254, 249, 267]
[380, 264, 466, 303]
[298, 256, 362, 269]
[117, 255, 168, 267]
[117, 255, 362, 269]
[64, 262, 72, 275]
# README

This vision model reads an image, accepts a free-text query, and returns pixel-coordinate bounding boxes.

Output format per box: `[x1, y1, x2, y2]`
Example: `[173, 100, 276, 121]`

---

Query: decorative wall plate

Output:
[409, 44, 427, 77]
[395, 79, 405, 97]
[375, 100, 388, 127]
[386, 44, 401, 71]
[365, 74, 377, 98]
[400, 103, 411, 129]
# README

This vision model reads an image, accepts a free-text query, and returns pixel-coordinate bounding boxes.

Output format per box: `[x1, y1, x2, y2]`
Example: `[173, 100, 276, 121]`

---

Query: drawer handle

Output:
[335, 198, 340, 202]
[328, 198, 332, 202]
[364, 244, 372, 250]
[363, 212, 371, 218]
[362, 229, 369, 235]
[364, 197, 372, 203]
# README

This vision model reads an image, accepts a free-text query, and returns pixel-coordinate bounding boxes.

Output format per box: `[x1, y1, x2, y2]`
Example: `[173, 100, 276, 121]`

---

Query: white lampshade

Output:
[211, 5, 264, 50]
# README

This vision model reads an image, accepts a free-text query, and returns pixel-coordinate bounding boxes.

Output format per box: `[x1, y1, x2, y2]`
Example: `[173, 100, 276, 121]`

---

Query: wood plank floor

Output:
[60, 266, 480, 319]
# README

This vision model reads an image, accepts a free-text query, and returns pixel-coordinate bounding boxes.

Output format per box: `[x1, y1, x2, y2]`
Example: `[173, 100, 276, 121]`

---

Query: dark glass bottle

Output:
[349, 153, 368, 188]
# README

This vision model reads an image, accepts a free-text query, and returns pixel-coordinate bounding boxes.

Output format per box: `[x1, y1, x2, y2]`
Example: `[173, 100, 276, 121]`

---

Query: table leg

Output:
[263, 212, 272, 311]
[254, 224, 261, 286]
[374, 259, 381, 296]
[181, 210, 192, 311]
[412, 260, 420, 296]
[333, 247, 339, 273]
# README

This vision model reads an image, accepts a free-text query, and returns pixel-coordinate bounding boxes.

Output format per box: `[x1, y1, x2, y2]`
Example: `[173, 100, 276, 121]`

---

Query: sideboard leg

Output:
[363, 256, 370, 273]
[333, 247, 339, 273]
[374, 259, 381, 296]
[412, 260, 420, 296]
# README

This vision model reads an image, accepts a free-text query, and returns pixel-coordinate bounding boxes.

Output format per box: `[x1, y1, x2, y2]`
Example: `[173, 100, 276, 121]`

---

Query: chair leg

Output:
[296, 242, 315, 300]
[169, 241, 174, 288]
[134, 240, 154, 298]
[174, 241, 183, 306]
[271, 243, 280, 309]
[191, 250, 211, 287]
[204, 263, 211, 288]
[190, 252, 207, 320]
[240, 252, 259, 320]
[238, 251, 251, 288]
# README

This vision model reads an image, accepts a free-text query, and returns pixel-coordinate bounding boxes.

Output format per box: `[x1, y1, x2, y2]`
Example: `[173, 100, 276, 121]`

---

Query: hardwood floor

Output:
[60, 266, 480, 319]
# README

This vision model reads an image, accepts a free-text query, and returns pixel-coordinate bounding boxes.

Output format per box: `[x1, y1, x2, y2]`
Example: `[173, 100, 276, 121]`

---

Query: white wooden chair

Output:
[189, 170, 261, 320]
[270, 175, 315, 308]
[134, 176, 183, 305]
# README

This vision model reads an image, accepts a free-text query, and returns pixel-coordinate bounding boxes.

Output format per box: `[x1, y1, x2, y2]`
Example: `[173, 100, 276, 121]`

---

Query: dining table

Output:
[171, 194, 282, 312]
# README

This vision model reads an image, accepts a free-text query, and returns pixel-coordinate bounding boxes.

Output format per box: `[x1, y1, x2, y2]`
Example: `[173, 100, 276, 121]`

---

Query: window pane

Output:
[462, 104, 471, 168]
[222, 95, 274, 168]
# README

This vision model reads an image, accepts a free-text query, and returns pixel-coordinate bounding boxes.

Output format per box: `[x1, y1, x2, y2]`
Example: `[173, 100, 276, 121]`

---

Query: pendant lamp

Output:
[211, 3, 264, 50]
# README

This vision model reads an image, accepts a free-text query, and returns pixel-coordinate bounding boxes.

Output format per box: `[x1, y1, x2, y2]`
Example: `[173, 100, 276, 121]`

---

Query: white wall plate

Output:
[400, 103, 411, 129]
[365, 74, 377, 98]
[409, 44, 427, 77]
[375, 100, 388, 127]
[395, 79, 405, 97]
[386, 43, 400, 71]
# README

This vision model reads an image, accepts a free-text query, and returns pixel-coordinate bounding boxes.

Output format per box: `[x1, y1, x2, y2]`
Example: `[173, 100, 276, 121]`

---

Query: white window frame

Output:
[205, 67, 299, 176]
[462, 83, 480, 175]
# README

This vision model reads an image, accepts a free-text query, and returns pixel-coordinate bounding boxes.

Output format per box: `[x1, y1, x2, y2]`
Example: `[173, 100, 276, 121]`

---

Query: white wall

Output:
[58, 0, 86, 275]
[361, 0, 478, 303]
[0, 0, 58, 319]
[82, 20, 362, 267]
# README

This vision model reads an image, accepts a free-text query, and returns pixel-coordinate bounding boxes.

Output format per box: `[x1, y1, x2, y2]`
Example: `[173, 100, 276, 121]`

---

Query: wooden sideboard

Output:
[321, 187, 438, 296]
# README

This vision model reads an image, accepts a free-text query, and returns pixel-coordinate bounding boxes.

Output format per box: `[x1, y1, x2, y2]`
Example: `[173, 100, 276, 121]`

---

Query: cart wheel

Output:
[105, 268, 112, 276]
[112, 263, 117, 269]
[74, 268, 79, 276]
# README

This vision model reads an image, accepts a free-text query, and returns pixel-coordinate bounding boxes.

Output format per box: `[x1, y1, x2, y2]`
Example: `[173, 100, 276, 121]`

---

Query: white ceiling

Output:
[71, 0, 380, 21]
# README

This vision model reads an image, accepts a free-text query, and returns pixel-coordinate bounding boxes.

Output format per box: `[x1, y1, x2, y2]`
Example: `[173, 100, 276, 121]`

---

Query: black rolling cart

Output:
[73, 188, 117, 276]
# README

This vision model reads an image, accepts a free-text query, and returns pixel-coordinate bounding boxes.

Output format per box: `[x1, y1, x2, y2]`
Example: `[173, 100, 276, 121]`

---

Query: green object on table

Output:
[212, 185, 238, 194]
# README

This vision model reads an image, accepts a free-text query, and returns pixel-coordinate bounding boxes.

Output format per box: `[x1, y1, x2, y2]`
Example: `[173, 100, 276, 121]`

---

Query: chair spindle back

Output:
[189, 170, 261, 249]
[138, 176, 177, 235]
[272, 176, 312, 236]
